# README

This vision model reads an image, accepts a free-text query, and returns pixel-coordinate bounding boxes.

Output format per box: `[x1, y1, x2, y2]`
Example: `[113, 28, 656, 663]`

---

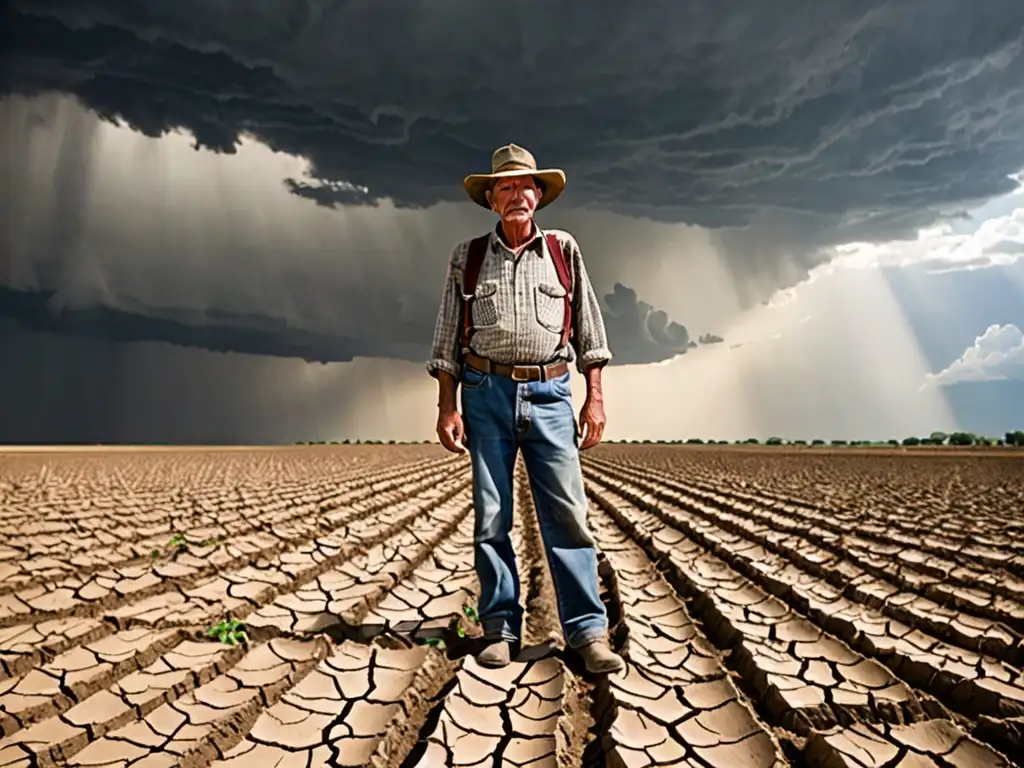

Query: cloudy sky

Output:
[2, 0, 1024, 444]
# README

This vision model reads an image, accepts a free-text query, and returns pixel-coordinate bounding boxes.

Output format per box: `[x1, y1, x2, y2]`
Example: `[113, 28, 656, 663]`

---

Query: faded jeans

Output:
[459, 362, 608, 650]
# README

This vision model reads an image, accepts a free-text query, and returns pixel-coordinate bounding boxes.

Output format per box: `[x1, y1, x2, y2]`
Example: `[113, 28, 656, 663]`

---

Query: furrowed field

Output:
[0, 444, 1021, 767]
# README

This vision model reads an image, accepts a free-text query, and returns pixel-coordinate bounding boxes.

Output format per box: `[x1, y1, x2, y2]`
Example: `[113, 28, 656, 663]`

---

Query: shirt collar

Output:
[490, 220, 545, 254]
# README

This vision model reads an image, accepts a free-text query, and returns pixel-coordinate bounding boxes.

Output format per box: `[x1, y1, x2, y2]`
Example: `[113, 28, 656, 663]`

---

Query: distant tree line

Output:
[602, 430, 1024, 447]
[291, 431, 1024, 447]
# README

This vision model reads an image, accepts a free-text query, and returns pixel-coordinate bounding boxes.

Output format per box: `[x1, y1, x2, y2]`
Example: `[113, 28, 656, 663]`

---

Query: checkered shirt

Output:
[426, 224, 613, 379]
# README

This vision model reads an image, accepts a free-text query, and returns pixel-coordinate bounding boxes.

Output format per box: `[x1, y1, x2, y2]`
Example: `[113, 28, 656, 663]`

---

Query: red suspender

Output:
[460, 235, 490, 352]
[544, 233, 573, 348]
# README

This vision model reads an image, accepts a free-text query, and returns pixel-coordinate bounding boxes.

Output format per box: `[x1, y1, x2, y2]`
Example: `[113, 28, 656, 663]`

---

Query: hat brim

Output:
[463, 168, 566, 211]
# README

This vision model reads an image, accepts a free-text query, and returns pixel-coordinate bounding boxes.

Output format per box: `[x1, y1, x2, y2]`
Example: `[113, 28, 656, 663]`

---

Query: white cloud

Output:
[766, 286, 799, 308]
[923, 324, 1024, 387]
[765, 205, 1024, 307]
[1011, 170, 1024, 193]
[835, 208, 1024, 274]
[832, 209, 1024, 273]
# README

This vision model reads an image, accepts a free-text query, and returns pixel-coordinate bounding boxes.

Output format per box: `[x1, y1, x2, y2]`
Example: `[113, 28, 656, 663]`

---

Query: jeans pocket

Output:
[551, 372, 572, 399]
[461, 365, 488, 389]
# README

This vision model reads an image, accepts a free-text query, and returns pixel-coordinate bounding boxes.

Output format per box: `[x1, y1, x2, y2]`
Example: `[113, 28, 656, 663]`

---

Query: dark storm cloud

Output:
[5, 0, 1024, 235]
[601, 283, 697, 365]
[0, 281, 705, 368]
[0, 287, 380, 365]
[3, 0, 1024, 380]
[0, 319, 384, 445]
[284, 179, 374, 209]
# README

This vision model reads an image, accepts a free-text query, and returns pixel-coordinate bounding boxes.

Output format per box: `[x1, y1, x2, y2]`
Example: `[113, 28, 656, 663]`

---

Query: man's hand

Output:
[437, 408, 467, 453]
[434, 371, 466, 453]
[577, 395, 606, 450]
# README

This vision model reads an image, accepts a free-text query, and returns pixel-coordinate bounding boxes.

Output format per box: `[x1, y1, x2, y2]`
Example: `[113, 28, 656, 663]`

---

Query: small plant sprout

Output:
[167, 533, 188, 549]
[448, 615, 465, 638]
[206, 617, 248, 646]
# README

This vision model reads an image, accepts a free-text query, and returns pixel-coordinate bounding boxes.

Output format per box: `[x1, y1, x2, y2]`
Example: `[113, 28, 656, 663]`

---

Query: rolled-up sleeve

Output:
[426, 245, 463, 379]
[566, 235, 613, 372]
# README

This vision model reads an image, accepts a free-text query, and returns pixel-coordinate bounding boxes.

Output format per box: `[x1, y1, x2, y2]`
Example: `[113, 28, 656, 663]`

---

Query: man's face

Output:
[486, 175, 541, 225]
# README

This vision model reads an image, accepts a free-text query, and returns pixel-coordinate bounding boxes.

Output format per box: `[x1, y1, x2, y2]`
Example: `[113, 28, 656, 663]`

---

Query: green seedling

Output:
[447, 615, 466, 638]
[199, 536, 222, 547]
[206, 617, 248, 646]
[463, 604, 479, 624]
[167, 533, 188, 549]
[420, 636, 446, 650]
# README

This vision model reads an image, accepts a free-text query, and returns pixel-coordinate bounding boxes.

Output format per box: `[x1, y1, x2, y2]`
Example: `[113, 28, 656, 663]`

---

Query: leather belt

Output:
[464, 351, 568, 382]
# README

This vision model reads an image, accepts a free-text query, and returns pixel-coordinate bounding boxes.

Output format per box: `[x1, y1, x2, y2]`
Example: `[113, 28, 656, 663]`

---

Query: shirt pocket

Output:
[534, 282, 566, 333]
[471, 280, 500, 329]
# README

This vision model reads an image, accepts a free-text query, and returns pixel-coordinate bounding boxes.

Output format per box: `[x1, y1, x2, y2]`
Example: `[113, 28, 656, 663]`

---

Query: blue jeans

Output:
[459, 362, 608, 650]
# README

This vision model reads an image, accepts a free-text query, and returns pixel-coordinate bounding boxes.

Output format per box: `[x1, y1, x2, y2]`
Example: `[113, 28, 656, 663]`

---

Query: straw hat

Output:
[463, 144, 566, 210]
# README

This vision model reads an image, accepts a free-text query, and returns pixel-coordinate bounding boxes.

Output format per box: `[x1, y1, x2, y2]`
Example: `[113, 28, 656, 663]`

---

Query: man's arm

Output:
[565, 234, 612, 373]
[563, 233, 611, 448]
[427, 246, 469, 453]
[436, 370, 459, 413]
[425, 246, 463, 383]
[582, 361, 605, 402]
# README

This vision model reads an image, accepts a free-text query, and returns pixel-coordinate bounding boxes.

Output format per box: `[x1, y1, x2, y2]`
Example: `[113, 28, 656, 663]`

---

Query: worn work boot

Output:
[576, 638, 625, 674]
[475, 639, 511, 668]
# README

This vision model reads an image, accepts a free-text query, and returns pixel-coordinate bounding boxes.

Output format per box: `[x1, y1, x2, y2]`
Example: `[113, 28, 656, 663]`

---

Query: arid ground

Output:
[0, 444, 1021, 767]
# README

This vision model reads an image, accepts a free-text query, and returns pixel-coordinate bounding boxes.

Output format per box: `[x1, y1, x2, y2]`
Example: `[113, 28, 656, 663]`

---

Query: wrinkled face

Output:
[486, 175, 541, 224]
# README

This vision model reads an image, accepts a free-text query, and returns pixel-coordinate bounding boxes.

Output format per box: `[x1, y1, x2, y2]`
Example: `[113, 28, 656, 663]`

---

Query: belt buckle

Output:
[540, 361, 559, 381]
[510, 365, 533, 382]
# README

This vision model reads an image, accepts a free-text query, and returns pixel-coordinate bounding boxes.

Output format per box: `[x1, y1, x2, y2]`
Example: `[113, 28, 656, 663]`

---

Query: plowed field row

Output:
[592, 448, 1024, 572]
[0, 445, 1020, 767]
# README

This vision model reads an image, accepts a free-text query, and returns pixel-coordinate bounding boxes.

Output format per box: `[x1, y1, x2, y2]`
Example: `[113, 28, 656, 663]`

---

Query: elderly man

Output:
[426, 144, 624, 675]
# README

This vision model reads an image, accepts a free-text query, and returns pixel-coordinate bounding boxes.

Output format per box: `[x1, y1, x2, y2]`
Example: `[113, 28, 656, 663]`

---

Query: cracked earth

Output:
[0, 444, 1021, 767]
